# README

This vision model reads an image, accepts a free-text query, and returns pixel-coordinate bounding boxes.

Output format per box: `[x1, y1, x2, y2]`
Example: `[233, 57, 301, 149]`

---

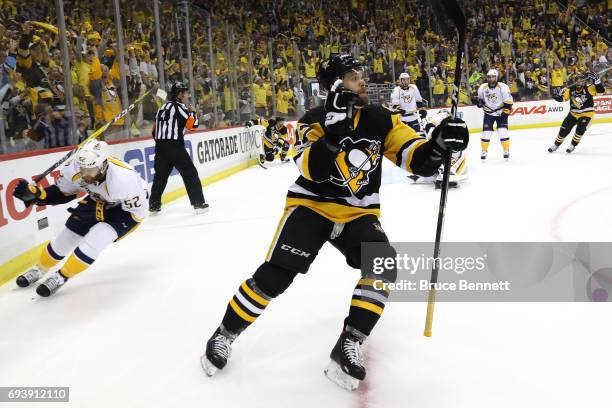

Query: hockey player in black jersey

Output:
[548, 71, 605, 153]
[201, 54, 469, 390]
[245, 116, 291, 163]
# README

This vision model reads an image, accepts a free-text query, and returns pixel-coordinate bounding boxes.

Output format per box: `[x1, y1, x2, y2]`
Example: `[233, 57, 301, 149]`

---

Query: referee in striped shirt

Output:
[149, 82, 208, 213]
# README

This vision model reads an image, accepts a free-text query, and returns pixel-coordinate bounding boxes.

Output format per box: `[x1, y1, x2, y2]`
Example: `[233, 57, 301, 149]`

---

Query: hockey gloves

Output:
[13, 179, 44, 207]
[390, 104, 406, 115]
[324, 79, 360, 142]
[552, 87, 565, 102]
[587, 71, 601, 85]
[432, 117, 469, 153]
[419, 109, 427, 119]
[244, 120, 254, 128]
[470, 96, 483, 108]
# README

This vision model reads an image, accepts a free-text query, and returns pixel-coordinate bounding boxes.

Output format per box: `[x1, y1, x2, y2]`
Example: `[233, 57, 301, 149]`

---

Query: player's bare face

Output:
[342, 70, 368, 104]
[80, 167, 103, 184]
[487, 75, 497, 87]
[400, 78, 410, 88]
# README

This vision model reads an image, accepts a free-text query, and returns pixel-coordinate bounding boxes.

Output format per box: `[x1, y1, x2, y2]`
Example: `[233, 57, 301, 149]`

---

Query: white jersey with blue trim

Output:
[477, 82, 513, 117]
[56, 157, 150, 221]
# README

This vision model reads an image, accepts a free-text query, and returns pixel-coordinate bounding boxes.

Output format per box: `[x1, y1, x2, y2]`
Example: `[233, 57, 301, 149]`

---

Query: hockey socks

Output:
[346, 277, 390, 336]
[222, 278, 272, 334]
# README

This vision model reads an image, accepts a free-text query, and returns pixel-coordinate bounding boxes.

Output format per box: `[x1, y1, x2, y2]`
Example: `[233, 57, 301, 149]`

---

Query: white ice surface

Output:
[1, 124, 611, 408]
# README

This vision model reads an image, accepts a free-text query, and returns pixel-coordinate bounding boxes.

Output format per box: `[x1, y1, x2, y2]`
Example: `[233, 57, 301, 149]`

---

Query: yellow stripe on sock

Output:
[61, 254, 90, 277]
[229, 298, 256, 323]
[481, 141, 490, 152]
[501, 140, 511, 151]
[241, 281, 270, 306]
[358, 278, 390, 294]
[351, 299, 384, 316]
[39, 246, 60, 270]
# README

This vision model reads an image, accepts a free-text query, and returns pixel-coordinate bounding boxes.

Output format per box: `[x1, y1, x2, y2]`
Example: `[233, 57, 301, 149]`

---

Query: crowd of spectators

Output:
[0, 0, 610, 153]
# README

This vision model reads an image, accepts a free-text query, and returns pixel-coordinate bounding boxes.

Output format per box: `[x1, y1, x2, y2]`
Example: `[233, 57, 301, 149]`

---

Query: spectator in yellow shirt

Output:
[432, 74, 445, 107]
[275, 82, 292, 119]
[252, 77, 268, 117]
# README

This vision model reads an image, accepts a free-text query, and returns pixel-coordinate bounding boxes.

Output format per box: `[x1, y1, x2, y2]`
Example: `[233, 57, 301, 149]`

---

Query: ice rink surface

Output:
[1, 123, 611, 407]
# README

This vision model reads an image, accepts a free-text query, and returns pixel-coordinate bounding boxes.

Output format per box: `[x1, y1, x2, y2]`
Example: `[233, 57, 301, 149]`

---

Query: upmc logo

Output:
[123, 140, 193, 184]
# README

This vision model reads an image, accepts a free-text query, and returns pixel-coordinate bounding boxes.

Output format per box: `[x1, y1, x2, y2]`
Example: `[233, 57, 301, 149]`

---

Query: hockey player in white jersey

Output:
[407, 109, 468, 188]
[12, 140, 149, 297]
[473, 69, 513, 160]
[390, 72, 427, 133]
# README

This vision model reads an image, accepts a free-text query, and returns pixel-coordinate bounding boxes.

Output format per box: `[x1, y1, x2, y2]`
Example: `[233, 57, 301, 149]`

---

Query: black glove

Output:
[244, 120, 254, 128]
[432, 117, 469, 152]
[390, 104, 406, 115]
[552, 87, 565, 102]
[471, 96, 483, 108]
[419, 109, 427, 119]
[324, 79, 360, 141]
[13, 179, 42, 207]
[586, 71, 601, 84]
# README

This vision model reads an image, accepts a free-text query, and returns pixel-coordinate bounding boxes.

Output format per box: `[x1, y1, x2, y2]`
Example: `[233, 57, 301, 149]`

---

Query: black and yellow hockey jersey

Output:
[251, 118, 288, 149]
[561, 83, 605, 118]
[288, 105, 442, 223]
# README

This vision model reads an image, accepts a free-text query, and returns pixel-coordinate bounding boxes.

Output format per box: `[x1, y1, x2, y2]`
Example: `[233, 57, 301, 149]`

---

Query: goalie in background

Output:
[407, 109, 468, 189]
[245, 117, 291, 164]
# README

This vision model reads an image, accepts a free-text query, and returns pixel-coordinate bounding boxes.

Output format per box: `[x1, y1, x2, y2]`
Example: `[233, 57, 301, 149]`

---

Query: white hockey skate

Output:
[324, 329, 366, 391]
[503, 150, 510, 160]
[201, 326, 235, 377]
[16, 266, 43, 288]
[480, 151, 487, 160]
[36, 272, 67, 297]
[547, 144, 559, 153]
[566, 145, 576, 154]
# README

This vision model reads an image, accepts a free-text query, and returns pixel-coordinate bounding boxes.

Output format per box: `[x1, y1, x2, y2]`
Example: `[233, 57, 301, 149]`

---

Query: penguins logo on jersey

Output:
[331, 138, 381, 194]
[572, 95, 585, 109]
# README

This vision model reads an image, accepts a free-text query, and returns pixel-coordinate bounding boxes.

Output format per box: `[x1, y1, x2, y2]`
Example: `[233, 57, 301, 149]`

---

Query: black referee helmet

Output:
[169, 82, 189, 101]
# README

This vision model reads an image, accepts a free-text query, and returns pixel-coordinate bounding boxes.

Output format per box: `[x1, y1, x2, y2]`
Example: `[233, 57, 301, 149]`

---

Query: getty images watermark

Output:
[361, 242, 612, 302]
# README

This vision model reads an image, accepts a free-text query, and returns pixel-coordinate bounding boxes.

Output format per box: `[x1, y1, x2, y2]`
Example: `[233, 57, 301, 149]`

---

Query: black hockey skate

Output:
[149, 203, 161, 214]
[324, 327, 366, 391]
[193, 202, 210, 214]
[201, 326, 237, 377]
[16, 267, 43, 287]
[36, 272, 67, 297]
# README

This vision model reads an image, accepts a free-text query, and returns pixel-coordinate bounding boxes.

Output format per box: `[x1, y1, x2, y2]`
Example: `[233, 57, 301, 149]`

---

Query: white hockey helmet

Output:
[76, 140, 110, 175]
[487, 69, 499, 79]
[399, 72, 410, 88]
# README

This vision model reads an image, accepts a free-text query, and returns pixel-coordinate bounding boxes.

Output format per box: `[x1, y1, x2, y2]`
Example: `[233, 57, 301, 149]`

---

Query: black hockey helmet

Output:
[317, 54, 363, 91]
[169, 81, 189, 100]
